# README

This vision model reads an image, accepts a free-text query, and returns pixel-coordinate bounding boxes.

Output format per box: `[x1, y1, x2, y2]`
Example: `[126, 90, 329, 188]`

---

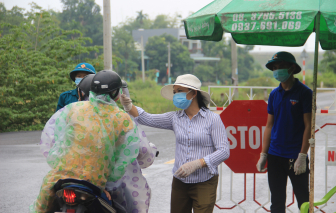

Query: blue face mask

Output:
[75, 78, 83, 85]
[173, 91, 193, 110]
[273, 68, 292, 82]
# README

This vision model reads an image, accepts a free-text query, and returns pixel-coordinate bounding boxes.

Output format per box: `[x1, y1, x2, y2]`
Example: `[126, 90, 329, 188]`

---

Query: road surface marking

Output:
[164, 159, 175, 164]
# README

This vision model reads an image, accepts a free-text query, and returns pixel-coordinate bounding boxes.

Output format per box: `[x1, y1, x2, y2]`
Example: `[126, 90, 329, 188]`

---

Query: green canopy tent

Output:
[184, 0, 336, 212]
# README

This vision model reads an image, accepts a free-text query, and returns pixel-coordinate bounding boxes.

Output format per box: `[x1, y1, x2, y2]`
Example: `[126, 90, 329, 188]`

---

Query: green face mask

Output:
[273, 68, 292, 82]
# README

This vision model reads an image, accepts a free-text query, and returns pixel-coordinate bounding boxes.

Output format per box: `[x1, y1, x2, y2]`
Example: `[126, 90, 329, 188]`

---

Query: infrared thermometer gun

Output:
[121, 80, 130, 98]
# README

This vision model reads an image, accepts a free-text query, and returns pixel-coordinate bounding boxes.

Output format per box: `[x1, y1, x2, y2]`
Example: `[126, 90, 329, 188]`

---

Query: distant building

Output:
[132, 28, 220, 64]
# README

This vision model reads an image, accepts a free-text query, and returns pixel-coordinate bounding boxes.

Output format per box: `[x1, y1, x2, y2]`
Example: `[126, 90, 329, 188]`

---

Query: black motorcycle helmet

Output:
[77, 74, 95, 100]
[91, 70, 122, 100]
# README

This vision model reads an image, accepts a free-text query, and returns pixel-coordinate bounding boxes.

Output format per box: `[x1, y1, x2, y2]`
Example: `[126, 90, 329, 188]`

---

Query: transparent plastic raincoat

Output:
[30, 92, 140, 213]
[105, 119, 157, 213]
[37, 97, 156, 213]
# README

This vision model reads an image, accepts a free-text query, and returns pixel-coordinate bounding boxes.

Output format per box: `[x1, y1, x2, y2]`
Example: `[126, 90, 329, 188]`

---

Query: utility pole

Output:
[231, 36, 238, 98]
[166, 43, 173, 84]
[141, 36, 145, 82]
[139, 29, 145, 82]
[167, 42, 171, 84]
[103, 0, 112, 71]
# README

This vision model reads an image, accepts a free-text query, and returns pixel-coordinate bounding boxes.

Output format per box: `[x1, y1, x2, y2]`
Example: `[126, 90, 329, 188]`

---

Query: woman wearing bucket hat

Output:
[120, 74, 230, 213]
[56, 62, 96, 111]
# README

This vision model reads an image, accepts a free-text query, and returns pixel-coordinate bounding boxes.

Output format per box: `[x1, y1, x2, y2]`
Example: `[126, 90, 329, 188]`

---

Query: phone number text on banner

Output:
[221, 11, 316, 33]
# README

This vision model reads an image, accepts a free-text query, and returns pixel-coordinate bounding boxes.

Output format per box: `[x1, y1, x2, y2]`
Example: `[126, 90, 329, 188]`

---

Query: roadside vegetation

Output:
[1, 2, 336, 132]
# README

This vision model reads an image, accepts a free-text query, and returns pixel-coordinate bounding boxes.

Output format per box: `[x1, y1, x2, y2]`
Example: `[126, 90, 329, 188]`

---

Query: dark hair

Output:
[189, 89, 208, 110]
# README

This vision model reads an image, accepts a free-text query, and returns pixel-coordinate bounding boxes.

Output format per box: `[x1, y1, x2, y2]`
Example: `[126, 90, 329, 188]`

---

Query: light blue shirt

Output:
[135, 106, 230, 183]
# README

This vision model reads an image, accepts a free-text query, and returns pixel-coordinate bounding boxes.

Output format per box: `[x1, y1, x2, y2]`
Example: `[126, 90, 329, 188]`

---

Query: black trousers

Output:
[267, 154, 309, 213]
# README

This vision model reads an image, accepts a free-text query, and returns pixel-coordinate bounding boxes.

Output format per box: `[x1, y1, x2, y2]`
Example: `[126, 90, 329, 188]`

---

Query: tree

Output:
[194, 65, 216, 82]
[58, 0, 103, 58]
[119, 13, 183, 33]
[0, 9, 100, 132]
[236, 45, 256, 81]
[150, 14, 183, 29]
[214, 58, 232, 83]
[201, 39, 257, 82]
[119, 16, 152, 34]
[151, 15, 170, 29]
[145, 34, 194, 83]
[168, 13, 183, 28]
[0, 3, 25, 35]
[136, 10, 148, 27]
[320, 50, 336, 74]
[112, 26, 139, 78]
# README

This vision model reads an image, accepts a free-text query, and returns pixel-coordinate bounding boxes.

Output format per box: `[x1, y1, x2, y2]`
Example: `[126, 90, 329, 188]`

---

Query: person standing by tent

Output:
[56, 62, 96, 111]
[256, 51, 312, 212]
[120, 74, 230, 213]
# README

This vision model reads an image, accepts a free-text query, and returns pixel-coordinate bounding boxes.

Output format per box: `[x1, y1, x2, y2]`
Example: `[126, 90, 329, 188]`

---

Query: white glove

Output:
[256, 153, 268, 172]
[174, 159, 202, 178]
[120, 94, 133, 111]
[294, 153, 307, 175]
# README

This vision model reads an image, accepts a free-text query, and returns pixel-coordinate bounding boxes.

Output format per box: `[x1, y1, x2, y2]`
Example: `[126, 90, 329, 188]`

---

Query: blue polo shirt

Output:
[56, 88, 79, 112]
[267, 79, 312, 159]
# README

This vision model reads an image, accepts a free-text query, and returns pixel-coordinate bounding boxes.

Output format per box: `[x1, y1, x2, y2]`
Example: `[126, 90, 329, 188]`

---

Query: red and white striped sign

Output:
[318, 109, 336, 114]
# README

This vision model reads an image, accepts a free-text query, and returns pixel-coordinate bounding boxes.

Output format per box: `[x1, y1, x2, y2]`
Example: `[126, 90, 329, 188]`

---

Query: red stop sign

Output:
[220, 100, 268, 173]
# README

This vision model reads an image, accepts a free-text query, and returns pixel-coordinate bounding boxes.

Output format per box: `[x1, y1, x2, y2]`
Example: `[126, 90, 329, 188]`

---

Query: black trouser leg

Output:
[288, 157, 310, 210]
[268, 154, 288, 213]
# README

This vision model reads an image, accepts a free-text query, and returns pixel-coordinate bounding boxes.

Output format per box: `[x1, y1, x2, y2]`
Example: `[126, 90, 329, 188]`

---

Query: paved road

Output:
[0, 92, 335, 213]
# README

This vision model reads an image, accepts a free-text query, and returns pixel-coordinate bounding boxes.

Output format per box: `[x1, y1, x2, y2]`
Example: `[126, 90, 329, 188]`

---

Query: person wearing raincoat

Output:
[30, 70, 140, 213]
[56, 62, 96, 111]
[38, 73, 157, 213]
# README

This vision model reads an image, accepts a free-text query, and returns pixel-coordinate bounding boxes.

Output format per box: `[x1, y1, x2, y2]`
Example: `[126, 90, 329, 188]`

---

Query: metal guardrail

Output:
[208, 86, 336, 114]
[210, 86, 336, 212]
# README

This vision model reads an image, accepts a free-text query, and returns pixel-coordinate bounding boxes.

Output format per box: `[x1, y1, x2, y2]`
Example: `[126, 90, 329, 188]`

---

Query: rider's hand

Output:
[256, 153, 268, 172]
[120, 94, 133, 112]
[103, 189, 111, 200]
[149, 142, 156, 149]
[294, 153, 307, 175]
[174, 159, 202, 178]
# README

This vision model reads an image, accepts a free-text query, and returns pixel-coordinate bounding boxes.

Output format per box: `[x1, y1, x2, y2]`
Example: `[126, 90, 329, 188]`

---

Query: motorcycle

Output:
[52, 178, 122, 213]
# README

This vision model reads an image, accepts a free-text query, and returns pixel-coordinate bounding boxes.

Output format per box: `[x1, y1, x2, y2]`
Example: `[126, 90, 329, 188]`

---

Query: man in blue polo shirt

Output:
[56, 63, 96, 111]
[256, 52, 312, 212]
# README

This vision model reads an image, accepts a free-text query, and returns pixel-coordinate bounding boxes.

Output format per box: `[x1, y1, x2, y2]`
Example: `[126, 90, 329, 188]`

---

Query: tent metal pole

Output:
[309, 11, 320, 213]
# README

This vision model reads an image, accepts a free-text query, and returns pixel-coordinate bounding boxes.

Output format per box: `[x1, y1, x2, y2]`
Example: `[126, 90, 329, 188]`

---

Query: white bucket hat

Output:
[161, 74, 211, 106]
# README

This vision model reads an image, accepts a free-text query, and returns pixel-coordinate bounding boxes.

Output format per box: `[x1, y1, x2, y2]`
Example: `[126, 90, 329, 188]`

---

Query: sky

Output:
[2, 0, 323, 53]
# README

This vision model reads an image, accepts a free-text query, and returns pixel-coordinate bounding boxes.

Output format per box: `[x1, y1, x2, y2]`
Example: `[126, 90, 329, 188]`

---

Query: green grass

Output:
[127, 78, 278, 112]
[127, 79, 178, 114]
